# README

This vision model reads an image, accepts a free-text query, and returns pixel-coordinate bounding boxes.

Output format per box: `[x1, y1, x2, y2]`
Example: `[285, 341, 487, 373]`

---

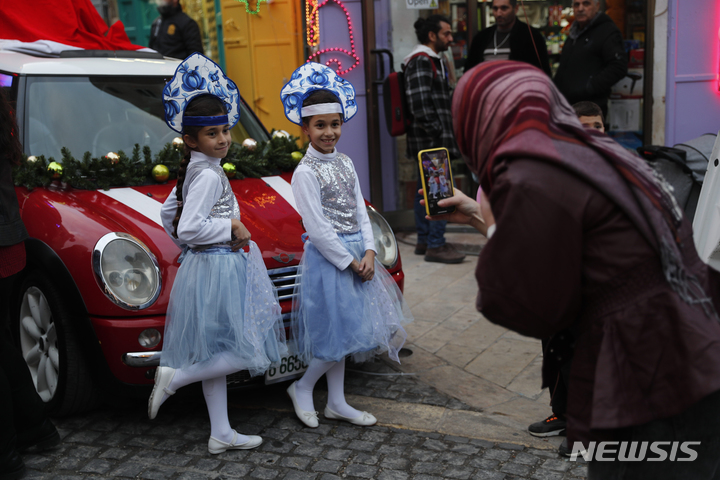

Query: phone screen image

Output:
[418, 148, 455, 216]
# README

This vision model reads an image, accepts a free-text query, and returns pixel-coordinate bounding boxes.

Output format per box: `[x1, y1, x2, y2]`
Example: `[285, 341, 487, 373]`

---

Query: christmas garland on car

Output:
[13, 131, 306, 191]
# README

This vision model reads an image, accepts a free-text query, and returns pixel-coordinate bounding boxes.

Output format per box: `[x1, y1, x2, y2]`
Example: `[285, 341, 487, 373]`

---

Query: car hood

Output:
[18, 172, 304, 317]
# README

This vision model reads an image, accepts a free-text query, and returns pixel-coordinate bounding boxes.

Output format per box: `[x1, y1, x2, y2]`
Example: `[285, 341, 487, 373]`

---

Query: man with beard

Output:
[149, 0, 203, 60]
[553, 0, 627, 117]
[465, 0, 550, 76]
[404, 15, 465, 264]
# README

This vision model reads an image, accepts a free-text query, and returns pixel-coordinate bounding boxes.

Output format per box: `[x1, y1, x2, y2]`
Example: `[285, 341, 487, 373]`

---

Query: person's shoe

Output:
[287, 381, 319, 428]
[148, 366, 176, 420]
[528, 414, 566, 437]
[414, 243, 427, 255]
[324, 406, 377, 426]
[208, 431, 262, 454]
[17, 418, 60, 452]
[0, 449, 26, 480]
[558, 437, 588, 458]
[424, 244, 465, 264]
[558, 437, 570, 457]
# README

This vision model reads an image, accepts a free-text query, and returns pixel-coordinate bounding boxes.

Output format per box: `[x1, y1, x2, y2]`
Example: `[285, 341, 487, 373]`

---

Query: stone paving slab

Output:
[383, 242, 556, 440]
[25, 393, 586, 480]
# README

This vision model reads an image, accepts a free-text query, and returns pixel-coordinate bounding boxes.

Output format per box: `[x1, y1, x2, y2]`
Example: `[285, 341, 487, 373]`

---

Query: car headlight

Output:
[93, 232, 161, 310]
[366, 205, 398, 268]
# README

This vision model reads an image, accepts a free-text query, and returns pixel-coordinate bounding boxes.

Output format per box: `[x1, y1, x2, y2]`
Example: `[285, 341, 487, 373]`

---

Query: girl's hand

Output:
[230, 219, 251, 251]
[357, 251, 375, 282]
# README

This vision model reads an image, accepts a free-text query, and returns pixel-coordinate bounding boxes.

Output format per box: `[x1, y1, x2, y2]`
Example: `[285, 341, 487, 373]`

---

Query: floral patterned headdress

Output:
[163, 53, 240, 134]
[280, 63, 357, 126]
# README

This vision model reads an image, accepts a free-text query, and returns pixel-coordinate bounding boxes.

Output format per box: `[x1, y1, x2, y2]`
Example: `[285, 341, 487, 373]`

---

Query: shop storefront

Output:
[107, 0, 720, 220]
[435, 0, 652, 150]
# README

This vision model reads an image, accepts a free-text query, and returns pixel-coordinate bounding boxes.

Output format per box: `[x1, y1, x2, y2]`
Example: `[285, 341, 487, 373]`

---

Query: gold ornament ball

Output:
[106, 152, 120, 164]
[172, 137, 184, 149]
[291, 151, 304, 162]
[152, 164, 170, 182]
[48, 161, 63, 179]
[27, 155, 38, 163]
[241, 138, 257, 151]
[222, 163, 236, 179]
[273, 130, 290, 139]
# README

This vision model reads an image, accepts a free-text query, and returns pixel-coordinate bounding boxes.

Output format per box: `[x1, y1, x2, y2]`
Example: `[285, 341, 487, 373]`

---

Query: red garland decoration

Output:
[305, 0, 360, 75]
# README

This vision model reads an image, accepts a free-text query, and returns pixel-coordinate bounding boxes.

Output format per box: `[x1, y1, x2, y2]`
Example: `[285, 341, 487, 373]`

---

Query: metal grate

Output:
[267, 265, 299, 304]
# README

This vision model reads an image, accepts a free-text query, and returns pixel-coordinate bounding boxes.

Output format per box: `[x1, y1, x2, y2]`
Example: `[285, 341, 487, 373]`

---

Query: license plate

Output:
[265, 352, 308, 384]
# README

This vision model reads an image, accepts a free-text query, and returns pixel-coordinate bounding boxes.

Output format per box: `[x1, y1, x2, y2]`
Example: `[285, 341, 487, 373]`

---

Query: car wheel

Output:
[15, 270, 98, 416]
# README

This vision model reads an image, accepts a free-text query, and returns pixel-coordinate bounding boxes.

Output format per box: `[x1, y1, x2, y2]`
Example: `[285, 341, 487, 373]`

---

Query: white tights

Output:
[294, 358, 362, 419]
[164, 353, 247, 443]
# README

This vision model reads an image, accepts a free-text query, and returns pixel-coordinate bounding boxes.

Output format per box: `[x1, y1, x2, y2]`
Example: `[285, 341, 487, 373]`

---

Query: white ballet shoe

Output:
[148, 366, 176, 420]
[324, 405, 377, 426]
[287, 381, 319, 428]
[208, 431, 263, 454]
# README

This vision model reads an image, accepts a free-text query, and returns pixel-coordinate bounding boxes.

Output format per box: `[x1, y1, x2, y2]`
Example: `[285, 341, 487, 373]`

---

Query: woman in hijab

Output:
[434, 61, 720, 478]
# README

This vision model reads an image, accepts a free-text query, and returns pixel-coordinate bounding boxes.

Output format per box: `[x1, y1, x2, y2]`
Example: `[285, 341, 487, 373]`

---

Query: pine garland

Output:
[13, 131, 306, 190]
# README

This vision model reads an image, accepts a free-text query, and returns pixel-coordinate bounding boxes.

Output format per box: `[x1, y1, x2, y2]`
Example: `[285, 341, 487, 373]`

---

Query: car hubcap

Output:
[19, 286, 59, 402]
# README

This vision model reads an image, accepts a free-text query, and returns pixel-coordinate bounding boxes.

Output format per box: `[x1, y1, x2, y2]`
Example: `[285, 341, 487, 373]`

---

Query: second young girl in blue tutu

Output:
[281, 63, 413, 428]
[149, 54, 286, 454]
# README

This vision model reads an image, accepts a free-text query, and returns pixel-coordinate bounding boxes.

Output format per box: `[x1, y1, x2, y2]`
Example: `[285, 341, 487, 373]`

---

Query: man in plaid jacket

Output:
[404, 15, 465, 264]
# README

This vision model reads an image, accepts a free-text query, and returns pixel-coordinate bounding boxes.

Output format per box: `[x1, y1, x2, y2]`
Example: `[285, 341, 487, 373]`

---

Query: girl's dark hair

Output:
[301, 90, 341, 125]
[0, 89, 23, 165]
[172, 94, 228, 238]
[414, 15, 450, 44]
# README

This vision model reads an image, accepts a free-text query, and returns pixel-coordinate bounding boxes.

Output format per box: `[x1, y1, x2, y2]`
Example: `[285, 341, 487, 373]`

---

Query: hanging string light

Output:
[235, 0, 267, 15]
[306, 0, 320, 47]
[305, 0, 361, 75]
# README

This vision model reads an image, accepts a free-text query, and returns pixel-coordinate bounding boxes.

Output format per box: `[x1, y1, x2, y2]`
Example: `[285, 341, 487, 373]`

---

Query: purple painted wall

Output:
[316, 0, 398, 210]
[665, 0, 720, 146]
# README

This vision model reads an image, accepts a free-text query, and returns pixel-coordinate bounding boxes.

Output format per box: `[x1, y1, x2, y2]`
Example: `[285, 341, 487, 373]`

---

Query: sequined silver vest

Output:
[300, 152, 358, 233]
[183, 160, 241, 221]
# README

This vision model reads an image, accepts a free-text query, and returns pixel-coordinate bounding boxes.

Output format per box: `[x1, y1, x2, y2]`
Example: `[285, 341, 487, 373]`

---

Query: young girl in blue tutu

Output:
[149, 54, 286, 454]
[281, 63, 413, 428]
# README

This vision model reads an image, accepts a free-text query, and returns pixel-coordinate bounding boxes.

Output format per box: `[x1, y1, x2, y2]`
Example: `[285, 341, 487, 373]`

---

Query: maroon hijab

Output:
[453, 61, 715, 317]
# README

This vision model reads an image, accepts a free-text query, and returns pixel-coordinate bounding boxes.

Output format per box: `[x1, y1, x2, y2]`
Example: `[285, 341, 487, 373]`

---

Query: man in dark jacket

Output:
[404, 15, 465, 264]
[149, 0, 203, 60]
[465, 0, 551, 76]
[553, 0, 627, 117]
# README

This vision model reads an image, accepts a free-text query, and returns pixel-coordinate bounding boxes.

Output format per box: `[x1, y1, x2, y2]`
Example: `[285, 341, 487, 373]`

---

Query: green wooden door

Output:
[117, 0, 158, 47]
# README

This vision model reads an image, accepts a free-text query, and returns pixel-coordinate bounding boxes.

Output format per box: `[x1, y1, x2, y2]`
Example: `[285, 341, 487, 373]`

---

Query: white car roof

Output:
[0, 50, 180, 76]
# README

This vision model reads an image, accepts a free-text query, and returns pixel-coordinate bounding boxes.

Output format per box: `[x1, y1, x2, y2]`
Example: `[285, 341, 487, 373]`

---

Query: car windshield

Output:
[23, 75, 269, 160]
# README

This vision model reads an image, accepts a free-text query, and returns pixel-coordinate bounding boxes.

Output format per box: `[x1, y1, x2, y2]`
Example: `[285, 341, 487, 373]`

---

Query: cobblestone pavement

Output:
[343, 359, 476, 412]
[22, 362, 587, 480]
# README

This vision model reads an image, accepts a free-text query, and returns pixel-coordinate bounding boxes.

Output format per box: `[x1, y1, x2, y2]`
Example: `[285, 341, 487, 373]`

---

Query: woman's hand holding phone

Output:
[420, 189, 490, 236]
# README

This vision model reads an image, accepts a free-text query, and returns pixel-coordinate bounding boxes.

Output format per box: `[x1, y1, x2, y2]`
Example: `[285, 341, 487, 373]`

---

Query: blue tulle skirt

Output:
[161, 242, 287, 377]
[291, 232, 413, 364]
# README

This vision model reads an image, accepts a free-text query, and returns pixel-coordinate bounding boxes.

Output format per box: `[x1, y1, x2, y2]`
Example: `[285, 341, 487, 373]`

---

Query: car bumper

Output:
[91, 315, 165, 385]
[92, 267, 405, 386]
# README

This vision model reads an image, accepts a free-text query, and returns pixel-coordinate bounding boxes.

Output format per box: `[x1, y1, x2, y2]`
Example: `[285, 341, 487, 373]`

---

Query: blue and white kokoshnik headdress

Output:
[280, 63, 357, 126]
[163, 53, 240, 134]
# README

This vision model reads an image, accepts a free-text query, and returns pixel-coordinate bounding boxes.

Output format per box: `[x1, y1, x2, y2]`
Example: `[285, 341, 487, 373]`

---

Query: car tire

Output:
[14, 270, 98, 416]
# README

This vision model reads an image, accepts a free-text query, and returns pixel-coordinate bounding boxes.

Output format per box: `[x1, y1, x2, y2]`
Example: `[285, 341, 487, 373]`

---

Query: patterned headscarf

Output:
[453, 61, 716, 317]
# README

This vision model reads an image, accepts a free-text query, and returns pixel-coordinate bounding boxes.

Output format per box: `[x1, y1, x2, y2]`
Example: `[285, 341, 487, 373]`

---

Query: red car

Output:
[2, 49, 404, 415]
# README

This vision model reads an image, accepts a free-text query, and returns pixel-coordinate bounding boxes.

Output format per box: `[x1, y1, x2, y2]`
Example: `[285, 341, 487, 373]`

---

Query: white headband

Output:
[301, 103, 343, 118]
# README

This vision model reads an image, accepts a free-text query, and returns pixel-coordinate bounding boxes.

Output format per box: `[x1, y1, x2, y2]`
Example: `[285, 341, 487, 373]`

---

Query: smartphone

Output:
[418, 147, 456, 216]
